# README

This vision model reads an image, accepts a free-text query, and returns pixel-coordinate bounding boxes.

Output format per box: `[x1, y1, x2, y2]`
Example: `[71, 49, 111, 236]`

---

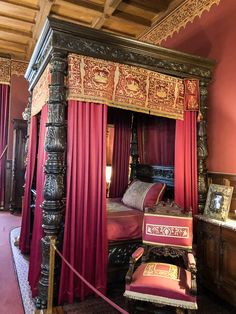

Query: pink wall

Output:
[7, 75, 29, 159]
[162, 0, 236, 174]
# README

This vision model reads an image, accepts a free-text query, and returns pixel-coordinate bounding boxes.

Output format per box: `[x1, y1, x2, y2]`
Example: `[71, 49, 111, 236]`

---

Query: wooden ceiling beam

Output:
[0, 38, 26, 53]
[0, 0, 38, 13]
[113, 11, 151, 27]
[92, 0, 122, 29]
[61, 0, 103, 13]
[0, 0, 39, 10]
[0, 12, 35, 24]
[0, 25, 32, 37]
[50, 13, 91, 27]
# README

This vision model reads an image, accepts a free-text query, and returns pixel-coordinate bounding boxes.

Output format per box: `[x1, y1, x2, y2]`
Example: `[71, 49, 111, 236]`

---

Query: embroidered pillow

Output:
[122, 180, 166, 211]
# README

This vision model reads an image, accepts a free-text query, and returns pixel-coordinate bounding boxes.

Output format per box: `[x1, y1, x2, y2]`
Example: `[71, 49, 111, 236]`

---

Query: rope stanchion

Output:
[0, 145, 8, 160]
[34, 236, 63, 314]
[53, 244, 129, 314]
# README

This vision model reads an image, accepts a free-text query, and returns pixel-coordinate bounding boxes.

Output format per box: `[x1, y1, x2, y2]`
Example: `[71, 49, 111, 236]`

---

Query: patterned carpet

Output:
[10, 227, 236, 314]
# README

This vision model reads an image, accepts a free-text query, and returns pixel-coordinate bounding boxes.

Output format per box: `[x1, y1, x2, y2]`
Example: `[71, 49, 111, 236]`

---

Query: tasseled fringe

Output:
[124, 291, 198, 310]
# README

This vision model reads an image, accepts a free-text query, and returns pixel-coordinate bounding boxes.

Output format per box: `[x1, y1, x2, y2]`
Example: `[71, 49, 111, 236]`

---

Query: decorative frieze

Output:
[0, 57, 28, 84]
[140, 0, 221, 45]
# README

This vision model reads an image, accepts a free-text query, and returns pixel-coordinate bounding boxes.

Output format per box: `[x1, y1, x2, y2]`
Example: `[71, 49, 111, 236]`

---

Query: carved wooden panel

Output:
[197, 218, 236, 307]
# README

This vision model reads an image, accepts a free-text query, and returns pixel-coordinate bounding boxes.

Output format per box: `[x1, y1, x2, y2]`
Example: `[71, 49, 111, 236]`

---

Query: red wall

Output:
[162, 0, 236, 174]
[7, 75, 29, 159]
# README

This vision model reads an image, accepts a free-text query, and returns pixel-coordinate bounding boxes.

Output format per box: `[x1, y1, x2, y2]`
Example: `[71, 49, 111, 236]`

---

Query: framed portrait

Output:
[204, 184, 234, 221]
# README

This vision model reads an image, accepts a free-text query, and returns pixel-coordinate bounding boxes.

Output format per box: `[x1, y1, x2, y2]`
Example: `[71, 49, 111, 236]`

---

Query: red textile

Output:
[28, 105, 48, 297]
[107, 198, 143, 241]
[59, 100, 108, 303]
[138, 115, 175, 165]
[19, 116, 37, 254]
[174, 112, 198, 215]
[125, 262, 196, 304]
[143, 213, 193, 248]
[0, 84, 9, 208]
[109, 110, 132, 197]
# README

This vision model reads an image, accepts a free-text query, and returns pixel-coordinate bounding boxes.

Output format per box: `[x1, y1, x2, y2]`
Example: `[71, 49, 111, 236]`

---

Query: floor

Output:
[1, 211, 236, 314]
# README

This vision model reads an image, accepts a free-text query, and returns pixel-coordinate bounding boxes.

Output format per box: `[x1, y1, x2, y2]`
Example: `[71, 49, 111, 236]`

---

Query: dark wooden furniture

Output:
[24, 17, 214, 307]
[10, 119, 27, 213]
[197, 216, 236, 307]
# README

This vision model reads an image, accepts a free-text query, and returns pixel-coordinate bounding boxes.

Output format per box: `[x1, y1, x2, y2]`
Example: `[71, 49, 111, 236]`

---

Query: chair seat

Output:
[124, 262, 197, 310]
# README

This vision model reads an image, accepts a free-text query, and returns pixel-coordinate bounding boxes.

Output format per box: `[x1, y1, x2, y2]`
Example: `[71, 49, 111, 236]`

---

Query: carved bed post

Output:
[36, 52, 67, 308]
[197, 80, 210, 213]
[130, 113, 139, 181]
[22, 92, 32, 163]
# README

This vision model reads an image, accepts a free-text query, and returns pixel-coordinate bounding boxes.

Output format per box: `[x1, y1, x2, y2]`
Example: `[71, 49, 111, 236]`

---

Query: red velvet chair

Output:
[124, 204, 197, 313]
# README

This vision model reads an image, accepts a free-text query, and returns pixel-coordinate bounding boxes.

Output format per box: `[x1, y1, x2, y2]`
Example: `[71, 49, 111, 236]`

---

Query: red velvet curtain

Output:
[174, 112, 198, 215]
[109, 110, 132, 197]
[138, 114, 175, 166]
[59, 100, 107, 303]
[0, 84, 9, 209]
[28, 105, 48, 297]
[19, 116, 37, 254]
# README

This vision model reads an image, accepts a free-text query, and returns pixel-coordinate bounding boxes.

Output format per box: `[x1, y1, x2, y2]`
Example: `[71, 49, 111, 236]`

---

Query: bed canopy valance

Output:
[23, 17, 215, 309]
[31, 53, 199, 120]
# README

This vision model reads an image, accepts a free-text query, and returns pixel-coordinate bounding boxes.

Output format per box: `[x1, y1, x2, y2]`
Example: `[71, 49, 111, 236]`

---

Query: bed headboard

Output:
[136, 164, 174, 199]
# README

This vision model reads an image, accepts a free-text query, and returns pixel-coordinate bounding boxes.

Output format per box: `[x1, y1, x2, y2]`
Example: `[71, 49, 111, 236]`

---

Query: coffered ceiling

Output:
[0, 0, 186, 60]
[0, 0, 220, 61]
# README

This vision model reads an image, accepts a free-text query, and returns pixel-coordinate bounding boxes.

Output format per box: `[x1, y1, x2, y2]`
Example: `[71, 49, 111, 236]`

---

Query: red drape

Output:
[59, 100, 107, 303]
[138, 115, 175, 166]
[109, 110, 132, 197]
[28, 105, 48, 297]
[19, 116, 37, 254]
[0, 84, 9, 208]
[174, 112, 198, 215]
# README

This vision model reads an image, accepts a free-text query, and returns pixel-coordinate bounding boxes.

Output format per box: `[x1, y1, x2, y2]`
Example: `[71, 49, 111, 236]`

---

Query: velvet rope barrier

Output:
[0, 145, 8, 160]
[52, 242, 129, 314]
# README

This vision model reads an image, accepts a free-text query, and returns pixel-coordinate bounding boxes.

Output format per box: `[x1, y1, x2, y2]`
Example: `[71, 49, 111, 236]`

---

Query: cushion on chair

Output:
[124, 262, 197, 310]
[143, 213, 193, 249]
[122, 180, 166, 211]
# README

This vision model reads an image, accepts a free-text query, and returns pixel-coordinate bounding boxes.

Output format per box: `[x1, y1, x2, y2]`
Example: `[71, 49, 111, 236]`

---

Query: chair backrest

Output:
[142, 207, 193, 250]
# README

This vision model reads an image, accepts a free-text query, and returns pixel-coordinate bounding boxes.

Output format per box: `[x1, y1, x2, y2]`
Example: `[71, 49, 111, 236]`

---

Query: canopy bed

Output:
[20, 17, 215, 309]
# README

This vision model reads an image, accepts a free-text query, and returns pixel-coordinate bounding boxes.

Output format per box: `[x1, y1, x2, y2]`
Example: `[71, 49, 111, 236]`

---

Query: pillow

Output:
[122, 180, 166, 211]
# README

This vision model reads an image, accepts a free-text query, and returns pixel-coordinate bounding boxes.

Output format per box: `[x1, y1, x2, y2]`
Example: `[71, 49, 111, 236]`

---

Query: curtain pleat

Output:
[174, 112, 198, 215]
[28, 105, 48, 296]
[59, 100, 107, 303]
[109, 110, 132, 197]
[19, 116, 37, 254]
[0, 84, 10, 208]
[138, 115, 175, 166]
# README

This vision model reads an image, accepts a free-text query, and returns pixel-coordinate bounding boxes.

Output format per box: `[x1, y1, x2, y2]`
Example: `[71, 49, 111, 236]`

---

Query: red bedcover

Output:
[107, 198, 143, 241]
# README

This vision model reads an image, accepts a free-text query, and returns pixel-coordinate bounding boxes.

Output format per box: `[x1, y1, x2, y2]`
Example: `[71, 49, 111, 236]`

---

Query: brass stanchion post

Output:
[35, 237, 63, 314]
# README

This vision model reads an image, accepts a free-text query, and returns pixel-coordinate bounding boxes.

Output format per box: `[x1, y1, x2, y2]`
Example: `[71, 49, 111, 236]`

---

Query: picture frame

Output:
[204, 184, 234, 221]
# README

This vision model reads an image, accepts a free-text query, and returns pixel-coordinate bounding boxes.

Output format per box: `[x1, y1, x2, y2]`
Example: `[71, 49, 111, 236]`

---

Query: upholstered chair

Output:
[124, 204, 197, 314]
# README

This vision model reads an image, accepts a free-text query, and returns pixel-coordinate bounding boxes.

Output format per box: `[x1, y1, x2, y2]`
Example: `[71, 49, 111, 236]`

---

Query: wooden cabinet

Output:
[10, 119, 27, 212]
[197, 217, 236, 307]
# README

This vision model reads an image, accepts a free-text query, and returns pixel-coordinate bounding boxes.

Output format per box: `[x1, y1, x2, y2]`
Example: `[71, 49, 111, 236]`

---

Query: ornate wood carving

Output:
[22, 93, 32, 164]
[53, 31, 212, 80]
[130, 114, 139, 181]
[198, 80, 209, 213]
[36, 52, 67, 309]
[26, 18, 215, 90]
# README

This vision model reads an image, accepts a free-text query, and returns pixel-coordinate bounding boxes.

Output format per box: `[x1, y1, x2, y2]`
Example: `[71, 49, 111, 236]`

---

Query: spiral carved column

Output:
[36, 52, 67, 309]
[197, 80, 209, 213]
